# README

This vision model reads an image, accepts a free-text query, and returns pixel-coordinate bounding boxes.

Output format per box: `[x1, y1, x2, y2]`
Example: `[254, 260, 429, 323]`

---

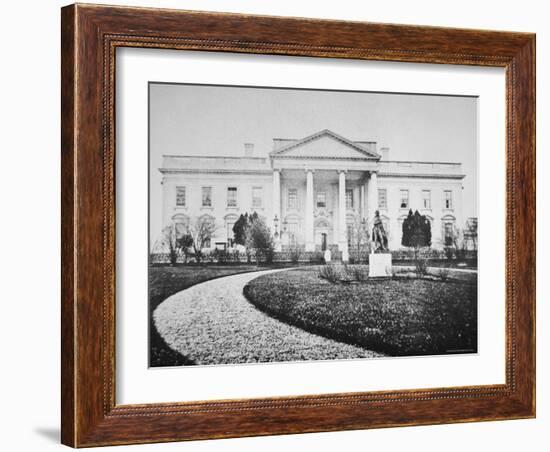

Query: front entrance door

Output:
[321, 233, 327, 251]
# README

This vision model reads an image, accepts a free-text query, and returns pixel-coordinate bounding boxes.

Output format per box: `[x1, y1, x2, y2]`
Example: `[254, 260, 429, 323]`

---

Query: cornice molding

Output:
[271, 155, 377, 162]
[159, 169, 272, 175]
[378, 172, 466, 180]
[160, 168, 464, 180]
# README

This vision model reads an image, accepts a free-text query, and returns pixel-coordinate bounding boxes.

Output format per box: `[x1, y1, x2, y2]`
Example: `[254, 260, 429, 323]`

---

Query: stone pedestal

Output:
[324, 249, 332, 263]
[369, 253, 392, 277]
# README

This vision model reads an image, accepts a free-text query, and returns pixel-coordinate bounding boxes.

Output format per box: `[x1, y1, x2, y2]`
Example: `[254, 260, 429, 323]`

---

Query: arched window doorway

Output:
[283, 214, 302, 248]
[224, 213, 238, 247]
[441, 214, 457, 246]
[314, 218, 331, 251]
[171, 214, 190, 239]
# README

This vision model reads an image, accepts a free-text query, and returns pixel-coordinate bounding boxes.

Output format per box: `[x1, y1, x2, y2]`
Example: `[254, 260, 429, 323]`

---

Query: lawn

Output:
[149, 264, 263, 367]
[243, 267, 477, 357]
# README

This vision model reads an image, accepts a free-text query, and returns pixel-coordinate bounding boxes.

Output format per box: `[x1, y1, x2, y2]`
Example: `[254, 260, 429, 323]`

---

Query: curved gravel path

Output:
[154, 268, 383, 365]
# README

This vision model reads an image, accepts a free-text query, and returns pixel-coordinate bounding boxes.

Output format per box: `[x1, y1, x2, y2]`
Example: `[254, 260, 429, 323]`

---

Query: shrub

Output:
[392, 267, 413, 279]
[232, 213, 250, 246]
[177, 234, 194, 264]
[230, 249, 241, 263]
[438, 268, 451, 281]
[444, 246, 455, 261]
[402, 210, 432, 248]
[342, 263, 350, 277]
[213, 248, 229, 264]
[455, 243, 467, 260]
[245, 216, 275, 264]
[168, 245, 179, 266]
[318, 264, 340, 284]
[309, 252, 325, 264]
[347, 265, 368, 282]
[257, 247, 275, 264]
[290, 247, 301, 264]
[414, 257, 429, 276]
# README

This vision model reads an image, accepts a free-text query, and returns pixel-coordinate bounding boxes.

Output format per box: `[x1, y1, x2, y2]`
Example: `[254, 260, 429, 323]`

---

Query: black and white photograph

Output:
[148, 83, 479, 368]
[2, 0, 543, 450]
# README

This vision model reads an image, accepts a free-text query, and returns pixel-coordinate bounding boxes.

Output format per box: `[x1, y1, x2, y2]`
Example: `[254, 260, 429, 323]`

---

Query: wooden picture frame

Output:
[61, 3, 535, 447]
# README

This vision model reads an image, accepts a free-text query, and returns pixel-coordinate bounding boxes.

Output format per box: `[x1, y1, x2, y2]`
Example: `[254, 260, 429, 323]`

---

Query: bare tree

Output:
[464, 218, 478, 252]
[186, 216, 219, 263]
[153, 225, 179, 266]
[348, 216, 371, 262]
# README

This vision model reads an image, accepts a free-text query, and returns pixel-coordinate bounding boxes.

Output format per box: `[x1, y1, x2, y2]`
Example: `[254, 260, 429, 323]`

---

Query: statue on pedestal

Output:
[371, 210, 389, 253]
[369, 210, 392, 277]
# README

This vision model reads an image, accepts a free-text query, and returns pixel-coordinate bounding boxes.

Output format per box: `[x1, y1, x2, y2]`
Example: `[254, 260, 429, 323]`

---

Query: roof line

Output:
[269, 129, 380, 159]
[159, 168, 272, 175]
[382, 160, 462, 165]
[378, 172, 465, 179]
[162, 154, 267, 160]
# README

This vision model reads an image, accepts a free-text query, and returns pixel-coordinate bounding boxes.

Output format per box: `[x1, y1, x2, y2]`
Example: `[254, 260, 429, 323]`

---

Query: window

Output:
[201, 186, 212, 207]
[316, 192, 326, 208]
[175, 186, 186, 207]
[252, 187, 263, 208]
[287, 222, 299, 246]
[378, 189, 387, 209]
[172, 215, 189, 239]
[444, 190, 453, 209]
[227, 186, 237, 207]
[347, 224, 354, 247]
[226, 222, 235, 245]
[444, 222, 454, 246]
[288, 188, 298, 209]
[345, 189, 354, 209]
[174, 222, 186, 239]
[399, 189, 409, 209]
[422, 190, 431, 209]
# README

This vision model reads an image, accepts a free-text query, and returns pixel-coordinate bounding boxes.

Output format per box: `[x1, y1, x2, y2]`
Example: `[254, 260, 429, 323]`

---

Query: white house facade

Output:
[159, 129, 468, 254]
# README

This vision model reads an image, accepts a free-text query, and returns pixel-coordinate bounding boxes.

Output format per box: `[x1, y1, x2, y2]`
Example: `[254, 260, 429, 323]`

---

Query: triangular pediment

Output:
[270, 130, 380, 160]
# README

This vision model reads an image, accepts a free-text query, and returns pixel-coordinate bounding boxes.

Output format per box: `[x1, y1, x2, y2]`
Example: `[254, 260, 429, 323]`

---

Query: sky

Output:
[149, 83, 478, 236]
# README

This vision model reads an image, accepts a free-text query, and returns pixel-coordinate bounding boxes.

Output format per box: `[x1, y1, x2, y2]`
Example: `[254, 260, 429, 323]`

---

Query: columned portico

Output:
[161, 129, 468, 255]
[305, 169, 315, 251]
[338, 170, 348, 254]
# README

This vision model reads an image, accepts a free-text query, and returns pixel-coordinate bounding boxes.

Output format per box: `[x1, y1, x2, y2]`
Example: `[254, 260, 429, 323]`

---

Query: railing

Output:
[378, 160, 463, 176]
[150, 248, 476, 265]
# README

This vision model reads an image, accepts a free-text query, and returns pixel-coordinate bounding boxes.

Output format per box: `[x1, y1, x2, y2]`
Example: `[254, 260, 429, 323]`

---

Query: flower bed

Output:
[243, 267, 477, 357]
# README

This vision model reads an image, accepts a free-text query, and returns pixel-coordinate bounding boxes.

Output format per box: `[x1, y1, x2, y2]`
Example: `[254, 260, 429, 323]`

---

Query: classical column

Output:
[367, 171, 378, 224]
[363, 179, 369, 221]
[338, 170, 348, 255]
[360, 185, 365, 220]
[272, 169, 282, 251]
[305, 169, 315, 251]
